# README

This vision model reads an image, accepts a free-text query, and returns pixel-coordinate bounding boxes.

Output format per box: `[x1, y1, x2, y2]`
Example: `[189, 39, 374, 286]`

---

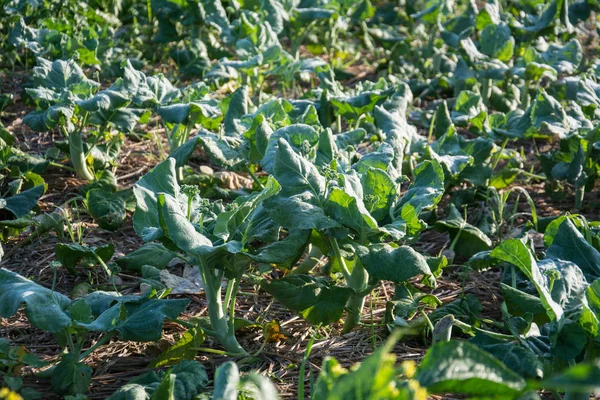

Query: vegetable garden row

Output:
[1, 0, 600, 399]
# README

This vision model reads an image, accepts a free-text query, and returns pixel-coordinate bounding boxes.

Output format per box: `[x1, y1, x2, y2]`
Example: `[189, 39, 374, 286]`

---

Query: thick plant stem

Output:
[520, 81, 530, 110]
[341, 258, 369, 334]
[198, 260, 248, 356]
[291, 245, 323, 275]
[68, 131, 95, 181]
[481, 78, 492, 107]
[328, 238, 370, 333]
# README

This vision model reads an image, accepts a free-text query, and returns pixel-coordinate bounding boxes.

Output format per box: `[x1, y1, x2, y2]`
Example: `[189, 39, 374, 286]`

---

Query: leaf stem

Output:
[492, 138, 509, 171]
[298, 332, 316, 400]
[452, 319, 514, 341]
[48, 161, 76, 172]
[329, 238, 351, 282]
[79, 333, 115, 360]
[243, 163, 264, 189]
[197, 258, 248, 355]
[190, 347, 246, 357]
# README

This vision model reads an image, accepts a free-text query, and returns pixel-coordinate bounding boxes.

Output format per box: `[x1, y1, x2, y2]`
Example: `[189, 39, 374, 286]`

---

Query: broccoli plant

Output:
[24, 58, 145, 181]
[0, 268, 189, 396]
[133, 156, 307, 354]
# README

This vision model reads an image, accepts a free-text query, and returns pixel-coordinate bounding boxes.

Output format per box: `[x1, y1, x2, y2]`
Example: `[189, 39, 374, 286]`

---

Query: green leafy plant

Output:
[23, 58, 144, 181]
[133, 157, 288, 354]
[0, 268, 189, 396]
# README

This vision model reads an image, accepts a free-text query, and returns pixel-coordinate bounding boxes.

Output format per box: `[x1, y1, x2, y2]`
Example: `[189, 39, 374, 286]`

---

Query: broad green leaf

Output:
[355, 143, 395, 174]
[77, 88, 129, 112]
[587, 280, 600, 316]
[411, 0, 454, 23]
[357, 244, 432, 283]
[88, 107, 146, 133]
[151, 372, 176, 400]
[170, 43, 212, 79]
[242, 205, 280, 244]
[532, 39, 583, 74]
[23, 103, 74, 132]
[77, 291, 139, 316]
[530, 90, 570, 138]
[416, 340, 527, 395]
[539, 259, 589, 322]
[249, 228, 310, 269]
[262, 275, 353, 325]
[542, 361, 600, 393]
[433, 101, 453, 139]
[429, 294, 482, 325]
[316, 128, 336, 167]
[325, 187, 378, 236]
[213, 176, 281, 242]
[242, 99, 292, 128]
[480, 23, 514, 62]
[294, 8, 335, 22]
[331, 89, 394, 121]
[272, 138, 325, 201]
[116, 243, 177, 272]
[85, 169, 119, 193]
[223, 86, 249, 136]
[158, 193, 213, 253]
[469, 334, 544, 380]
[213, 361, 240, 400]
[335, 129, 366, 149]
[387, 292, 442, 323]
[501, 283, 549, 326]
[452, 91, 487, 131]
[122, 60, 179, 107]
[107, 381, 156, 400]
[237, 373, 280, 400]
[524, 62, 557, 82]
[264, 196, 341, 230]
[133, 158, 184, 237]
[361, 167, 397, 221]
[261, 124, 319, 174]
[158, 101, 222, 130]
[426, 147, 472, 178]
[108, 360, 208, 400]
[86, 188, 127, 230]
[244, 114, 273, 162]
[521, 0, 561, 33]
[546, 218, 600, 281]
[55, 243, 114, 273]
[261, 0, 288, 34]
[1, 185, 44, 218]
[394, 160, 444, 235]
[553, 321, 586, 361]
[491, 239, 564, 325]
[81, 297, 190, 342]
[197, 131, 245, 168]
[0, 268, 71, 332]
[373, 101, 415, 179]
[30, 58, 99, 98]
[189, 241, 250, 279]
[435, 204, 492, 258]
[51, 354, 92, 395]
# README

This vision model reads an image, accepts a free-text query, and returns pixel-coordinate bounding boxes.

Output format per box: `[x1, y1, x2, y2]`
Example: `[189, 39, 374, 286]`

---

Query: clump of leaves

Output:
[0, 268, 189, 396]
